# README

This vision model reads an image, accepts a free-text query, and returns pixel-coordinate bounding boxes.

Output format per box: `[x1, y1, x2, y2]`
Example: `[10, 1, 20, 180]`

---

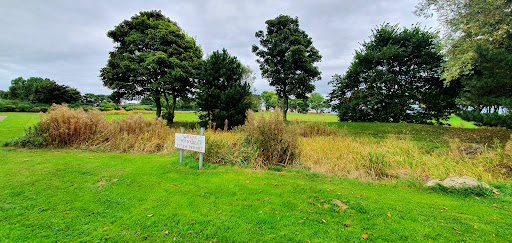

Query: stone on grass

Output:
[424, 176, 490, 189]
[457, 144, 483, 156]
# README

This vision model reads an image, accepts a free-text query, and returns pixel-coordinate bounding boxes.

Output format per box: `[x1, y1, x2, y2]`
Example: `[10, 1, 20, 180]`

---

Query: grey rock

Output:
[457, 144, 483, 156]
[424, 176, 490, 189]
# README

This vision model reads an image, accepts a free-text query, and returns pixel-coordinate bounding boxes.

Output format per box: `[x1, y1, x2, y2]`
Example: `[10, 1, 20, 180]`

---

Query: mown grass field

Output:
[0, 111, 511, 242]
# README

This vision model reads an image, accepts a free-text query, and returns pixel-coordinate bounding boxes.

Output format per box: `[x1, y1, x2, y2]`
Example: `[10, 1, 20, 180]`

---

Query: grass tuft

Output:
[243, 110, 299, 168]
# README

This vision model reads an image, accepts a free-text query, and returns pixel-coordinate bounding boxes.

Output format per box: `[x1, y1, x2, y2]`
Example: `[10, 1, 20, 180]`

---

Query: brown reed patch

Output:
[299, 135, 512, 181]
[35, 105, 178, 153]
[243, 110, 299, 168]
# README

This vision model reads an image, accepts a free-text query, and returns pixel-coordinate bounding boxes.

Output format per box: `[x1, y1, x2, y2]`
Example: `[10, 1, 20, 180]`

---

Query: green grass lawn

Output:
[1, 112, 511, 241]
[1, 148, 511, 242]
[444, 115, 478, 128]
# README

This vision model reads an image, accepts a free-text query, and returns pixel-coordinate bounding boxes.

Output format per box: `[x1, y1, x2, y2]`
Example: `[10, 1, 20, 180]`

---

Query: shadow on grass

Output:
[429, 184, 495, 197]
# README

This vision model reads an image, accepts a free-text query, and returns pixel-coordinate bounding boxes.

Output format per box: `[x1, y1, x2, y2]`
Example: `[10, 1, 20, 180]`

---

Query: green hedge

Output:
[0, 100, 50, 112]
[457, 111, 512, 129]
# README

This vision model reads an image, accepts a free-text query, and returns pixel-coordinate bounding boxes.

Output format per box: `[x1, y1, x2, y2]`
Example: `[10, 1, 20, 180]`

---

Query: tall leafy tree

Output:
[260, 91, 279, 110]
[415, 0, 512, 111]
[329, 24, 459, 123]
[252, 15, 322, 121]
[6, 77, 48, 101]
[32, 80, 81, 104]
[415, 0, 512, 81]
[196, 49, 252, 129]
[308, 92, 325, 113]
[100, 10, 202, 123]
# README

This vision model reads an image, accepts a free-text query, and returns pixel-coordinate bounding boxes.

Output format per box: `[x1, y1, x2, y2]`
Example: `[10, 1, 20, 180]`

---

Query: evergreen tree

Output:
[196, 49, 252, 129]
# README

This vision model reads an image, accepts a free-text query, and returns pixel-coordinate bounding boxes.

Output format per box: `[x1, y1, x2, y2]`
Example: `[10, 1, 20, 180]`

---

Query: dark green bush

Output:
[0, 104, 16, 112]
[458, 111, 512, 129]
[124, 105, 153, 111]
[5, 124, 47, 147]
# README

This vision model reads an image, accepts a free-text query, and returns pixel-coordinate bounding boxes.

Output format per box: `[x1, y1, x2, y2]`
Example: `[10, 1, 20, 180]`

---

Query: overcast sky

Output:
[0, 0, 437, 98]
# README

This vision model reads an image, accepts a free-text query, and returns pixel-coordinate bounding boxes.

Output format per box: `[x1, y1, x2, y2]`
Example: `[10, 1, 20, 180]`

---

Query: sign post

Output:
[199, 127, 204, 169]
[179, 127, 185, 164]
[175, 127, 206, 170]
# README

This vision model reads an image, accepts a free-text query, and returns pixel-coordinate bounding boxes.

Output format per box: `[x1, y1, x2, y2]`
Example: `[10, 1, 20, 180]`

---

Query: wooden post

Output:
[199, 127, 204, 169]
[179, 127, 184, 164]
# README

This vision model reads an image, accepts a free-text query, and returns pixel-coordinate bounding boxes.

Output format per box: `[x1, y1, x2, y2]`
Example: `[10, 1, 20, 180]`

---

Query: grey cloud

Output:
[0, 0, 437, 97]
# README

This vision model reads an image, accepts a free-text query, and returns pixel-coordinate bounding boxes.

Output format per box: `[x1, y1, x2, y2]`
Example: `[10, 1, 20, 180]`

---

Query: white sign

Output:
[175, 133, 205, 153]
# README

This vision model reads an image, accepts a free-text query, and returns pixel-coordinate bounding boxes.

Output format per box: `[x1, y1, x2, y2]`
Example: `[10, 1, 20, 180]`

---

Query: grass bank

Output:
[1, 148, 511, 241]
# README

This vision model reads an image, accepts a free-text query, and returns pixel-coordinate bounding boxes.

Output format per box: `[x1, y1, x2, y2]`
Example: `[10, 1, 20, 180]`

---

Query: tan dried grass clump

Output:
[243, 110, 299, 168]
[203, 130, 259, 166]
[40, 105, 106, 146]
[38, 105, 178, 153]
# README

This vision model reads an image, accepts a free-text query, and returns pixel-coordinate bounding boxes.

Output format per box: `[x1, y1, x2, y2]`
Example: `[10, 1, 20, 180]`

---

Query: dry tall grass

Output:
[243, 110, 299, 167]
[24, 105, 512, 181]
[38, 105, 179, 153]
[299, 134, 512, 181]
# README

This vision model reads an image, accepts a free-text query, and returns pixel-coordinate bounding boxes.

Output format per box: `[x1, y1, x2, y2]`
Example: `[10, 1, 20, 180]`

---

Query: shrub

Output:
[458, 111, 512, 129]
[203, 131, 259, 166]
[0, 104, 16, 112]
[243, 110, 299, 168]
[7, 124, 47, 147]
[124, 105, 153, 111]
[99, 101, 117, 111]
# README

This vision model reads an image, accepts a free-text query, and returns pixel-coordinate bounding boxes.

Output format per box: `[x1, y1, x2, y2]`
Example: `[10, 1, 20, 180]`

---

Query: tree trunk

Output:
[172, 95, 177, 121]
[163, 93, 175, 124]
[154, 95, 162, 118]
[282, 94, 288, 121]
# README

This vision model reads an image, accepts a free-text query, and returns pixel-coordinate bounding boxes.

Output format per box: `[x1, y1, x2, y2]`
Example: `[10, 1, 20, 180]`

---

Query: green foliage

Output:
[296, 99, 309, 114]
[196, 49, 252, 129]
[253, 15, 322, 120]
[6, 77, 47, 101]
[329, 24, 459, 123]
[457, 111, 512, 129]
[0, 99, 50, 112]
[260, 91, 279, 110]
[32, 80, 81, 104]
[5, 77, 80, 105]
[122, 105, 153, 111]
[81, 93, 111, 106]
[308, 92, 325, 113]
[6, 124, 47, 148]
[98, 101, 117, 111]
[100, 10, 203, 122]
[249, 94, 262, 112]
[415, 0, 512, 83]
[459, 45, 512, 110]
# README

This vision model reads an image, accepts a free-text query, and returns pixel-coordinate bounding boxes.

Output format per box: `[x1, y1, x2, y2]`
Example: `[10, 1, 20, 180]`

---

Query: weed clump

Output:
[203, 130, 258, 166]
[243, 110, 299, 168]
[13, 104, 177, 153]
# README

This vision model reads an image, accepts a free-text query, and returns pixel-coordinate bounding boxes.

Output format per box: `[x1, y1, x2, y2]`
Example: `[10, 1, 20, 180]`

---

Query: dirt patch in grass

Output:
[0, 116, 7, 122]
